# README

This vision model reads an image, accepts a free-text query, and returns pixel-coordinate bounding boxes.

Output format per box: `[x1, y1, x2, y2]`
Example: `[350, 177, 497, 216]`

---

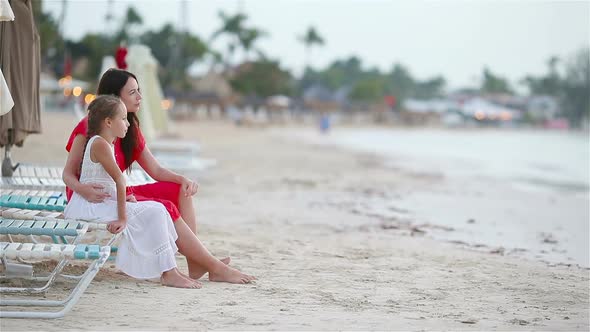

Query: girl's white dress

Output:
[64, 135, 179, 279]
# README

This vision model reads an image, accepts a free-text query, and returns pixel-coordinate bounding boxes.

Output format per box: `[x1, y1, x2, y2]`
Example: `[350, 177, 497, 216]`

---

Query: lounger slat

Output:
[30, 220, 48, 235]
[74, 244, 88, 259]
[0, 219, 15, 233]
[42, 220, 57, 231]
[1, 208, 20, 218]
[49, 245, 61, 259]
[63, 222, 80, 237]
[18, 243, 34, 260]
[62, 244, 75, 259]
[18, 220, 35, 235]
[6, 220, 25, 233]
[4, 243, 21, 259]
[32, 243, 46, 259]
[87, 245, 100, 259]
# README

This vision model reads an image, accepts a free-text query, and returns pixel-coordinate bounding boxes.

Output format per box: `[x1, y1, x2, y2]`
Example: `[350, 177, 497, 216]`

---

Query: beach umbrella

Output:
[0, 0, 14, 21]
[0, 0, 15, 116]
[0, 68, 12, 116]
[126, 44, 169, 143]
[0, 0, 41, 176]
[99, 56, 116, 80]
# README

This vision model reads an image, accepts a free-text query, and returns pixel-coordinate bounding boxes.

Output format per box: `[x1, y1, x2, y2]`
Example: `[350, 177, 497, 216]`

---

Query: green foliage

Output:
[210, 11, 266, 66]
[561, 48, 590, 127]
[142, 24, 208, 90]
[114, 6, 143, 43]
[298, 26, 325, 69]
[32, 1, 62, 72]
[481, 67, 513, 94]
[239, 28, 267, 60]
[350, 77, 387, 102]
[74, 34, 115, 80]
[301, 58, 445, 104]
[387, 63, 414, 103]
[521, 56, 561, 95]
[230, 60, 294, 98]
[413, 76, 446, 99]
[521, 48, 589, 127]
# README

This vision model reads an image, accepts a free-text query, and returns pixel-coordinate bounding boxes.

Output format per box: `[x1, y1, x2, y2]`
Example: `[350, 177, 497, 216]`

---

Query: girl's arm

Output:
[137, 147, 198, 197]
[62, 134, 110, 202]
[92, 138, 127, 233]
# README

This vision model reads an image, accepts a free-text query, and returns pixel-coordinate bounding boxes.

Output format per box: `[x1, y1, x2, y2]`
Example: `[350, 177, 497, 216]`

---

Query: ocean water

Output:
[280, 127, 590, 267]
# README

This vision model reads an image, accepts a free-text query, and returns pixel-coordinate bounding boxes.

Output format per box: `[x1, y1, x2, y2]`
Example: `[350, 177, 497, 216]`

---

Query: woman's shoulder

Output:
[74, 116, 89, 132]
[66, 116, 89, 152]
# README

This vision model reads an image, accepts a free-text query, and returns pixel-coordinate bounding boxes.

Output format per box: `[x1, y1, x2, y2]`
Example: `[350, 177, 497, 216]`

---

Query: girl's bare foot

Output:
[189, 257, 231, 280]
[178, 270, 201, 285]
[209, 265, 256, 284]
[161, 268, 202, 289]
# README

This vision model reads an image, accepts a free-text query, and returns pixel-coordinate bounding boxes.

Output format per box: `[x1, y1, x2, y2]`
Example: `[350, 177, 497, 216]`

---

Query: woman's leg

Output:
[178, 193, 198, 234]
[173, 219, 255, 284]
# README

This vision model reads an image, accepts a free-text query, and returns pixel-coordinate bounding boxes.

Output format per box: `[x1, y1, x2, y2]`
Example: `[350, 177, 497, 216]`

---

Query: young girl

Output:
[64, 95, 200, 288]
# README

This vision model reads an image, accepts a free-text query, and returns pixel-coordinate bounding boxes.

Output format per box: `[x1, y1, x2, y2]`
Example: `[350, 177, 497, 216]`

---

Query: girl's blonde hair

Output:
[80, 95, 123, 172]
[86, 95, 123, 140]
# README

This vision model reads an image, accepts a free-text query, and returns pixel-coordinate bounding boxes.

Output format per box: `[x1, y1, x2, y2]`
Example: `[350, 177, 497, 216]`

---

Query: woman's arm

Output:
[62, 135, 110, 202]
[137, 147, 198, 197]
[92, 138, 127, 234]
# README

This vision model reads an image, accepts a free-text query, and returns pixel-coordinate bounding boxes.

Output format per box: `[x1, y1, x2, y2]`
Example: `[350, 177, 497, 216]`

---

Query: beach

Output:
[1, 111, 589, 330]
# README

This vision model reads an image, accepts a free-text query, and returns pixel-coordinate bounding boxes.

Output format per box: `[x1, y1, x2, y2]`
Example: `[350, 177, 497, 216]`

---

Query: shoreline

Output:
[2, 112, 588, 330]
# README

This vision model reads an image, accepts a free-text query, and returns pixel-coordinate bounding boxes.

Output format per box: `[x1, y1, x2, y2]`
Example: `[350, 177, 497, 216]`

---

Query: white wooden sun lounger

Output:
[0, 164, 156, 190]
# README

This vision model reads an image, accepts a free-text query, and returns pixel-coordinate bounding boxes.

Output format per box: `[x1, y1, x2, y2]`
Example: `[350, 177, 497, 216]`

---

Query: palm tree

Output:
[298, 26, 325, 70]
[238, 27, 267, 61]
[210, 10, 248, 68]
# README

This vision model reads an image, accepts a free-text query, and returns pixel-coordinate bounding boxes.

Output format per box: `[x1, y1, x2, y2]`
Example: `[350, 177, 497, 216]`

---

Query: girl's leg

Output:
[173, 219, 255, 284]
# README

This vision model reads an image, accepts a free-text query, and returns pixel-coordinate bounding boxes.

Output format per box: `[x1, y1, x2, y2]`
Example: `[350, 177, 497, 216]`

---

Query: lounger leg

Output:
[0, 235, 90, 292]
[0, 248, 110, 318]
[0, 257, 69, 293]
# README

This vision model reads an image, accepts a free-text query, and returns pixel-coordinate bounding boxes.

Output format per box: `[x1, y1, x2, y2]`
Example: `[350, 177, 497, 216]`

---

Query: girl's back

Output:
[65, 135, 119, 223]
[78, 135, 117, 200]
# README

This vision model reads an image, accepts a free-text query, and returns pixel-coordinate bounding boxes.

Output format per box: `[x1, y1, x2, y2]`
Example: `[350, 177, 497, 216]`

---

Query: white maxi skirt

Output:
[65, 196, 178, 279]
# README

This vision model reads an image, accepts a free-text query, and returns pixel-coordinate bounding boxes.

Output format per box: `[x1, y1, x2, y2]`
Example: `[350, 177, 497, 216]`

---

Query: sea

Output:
[279, 127, 590, 267]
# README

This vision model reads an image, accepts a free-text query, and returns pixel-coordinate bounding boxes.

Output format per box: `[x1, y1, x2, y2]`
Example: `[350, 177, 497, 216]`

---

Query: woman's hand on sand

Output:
[180, 177, 198, 197]
[107, 219, 127, 234]
[79, 183, 109, 203]
[126, 194, 137, 202]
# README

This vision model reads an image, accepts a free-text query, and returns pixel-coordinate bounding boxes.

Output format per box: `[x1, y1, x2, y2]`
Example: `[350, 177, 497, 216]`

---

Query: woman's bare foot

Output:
[209, 265, 256, 284]
[161, 268, 201, 289]
[188, 257, 231, 280]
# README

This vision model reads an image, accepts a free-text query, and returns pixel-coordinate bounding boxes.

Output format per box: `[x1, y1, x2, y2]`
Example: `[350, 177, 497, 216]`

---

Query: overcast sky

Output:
[43, 0, 589, 90]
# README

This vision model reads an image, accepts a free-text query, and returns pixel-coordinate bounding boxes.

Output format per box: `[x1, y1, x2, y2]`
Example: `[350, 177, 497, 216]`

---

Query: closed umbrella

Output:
[0, 0, 41, 176]
[126, 44, 169, 143]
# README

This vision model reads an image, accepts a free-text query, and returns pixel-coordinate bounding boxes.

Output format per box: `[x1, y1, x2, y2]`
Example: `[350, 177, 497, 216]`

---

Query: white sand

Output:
[1, 112, 588, 330]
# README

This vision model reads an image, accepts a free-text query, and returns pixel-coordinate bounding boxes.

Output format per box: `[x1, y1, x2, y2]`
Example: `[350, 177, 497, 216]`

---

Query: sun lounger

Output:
[0, 190, 67, 212]
[0, 217, 91, 292]
[148, 139, 216, 173]
[0, 242, 111, 319]
[0, 164, 155, 190]
[0, 208, 113, 246]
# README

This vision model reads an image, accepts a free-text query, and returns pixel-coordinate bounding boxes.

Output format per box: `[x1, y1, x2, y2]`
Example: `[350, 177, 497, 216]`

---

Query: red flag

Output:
[115, 46, 128, 70]
[63, 50, 72, 77]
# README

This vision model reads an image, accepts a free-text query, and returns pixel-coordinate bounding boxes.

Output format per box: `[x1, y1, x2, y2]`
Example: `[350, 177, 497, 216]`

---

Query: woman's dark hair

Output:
[82, 95, 123, 172]
[97, 68, 140, 171]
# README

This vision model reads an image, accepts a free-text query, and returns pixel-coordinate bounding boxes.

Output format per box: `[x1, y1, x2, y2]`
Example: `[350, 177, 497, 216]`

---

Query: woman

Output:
[63, 68, 253, 283]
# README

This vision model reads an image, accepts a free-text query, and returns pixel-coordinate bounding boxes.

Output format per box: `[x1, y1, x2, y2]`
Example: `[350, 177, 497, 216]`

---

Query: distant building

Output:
[526, 95, 560, 122]
[302, 84, 348, 113]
